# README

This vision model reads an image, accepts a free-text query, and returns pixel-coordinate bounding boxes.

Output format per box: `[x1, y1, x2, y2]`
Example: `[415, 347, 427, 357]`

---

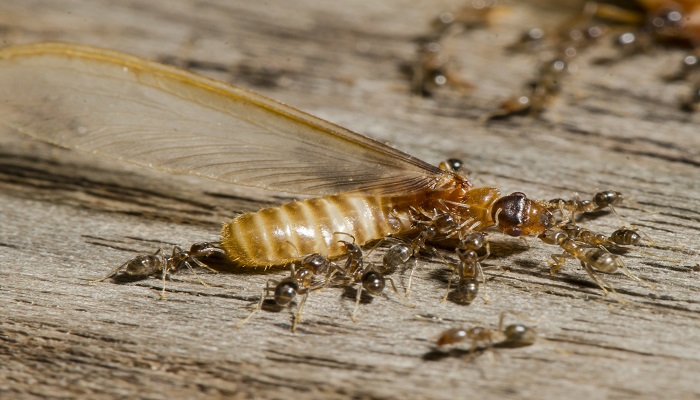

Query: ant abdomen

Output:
[583, 248, 619, 274]
[382, 243, 412, 273]
[610, 229, 642, 246]
[454, 276, 479, 305]
[123, 254, 162, 278]
[274, 281, 299, 306]
[501, 324, 537, 347]
[361, 270, 386, 296]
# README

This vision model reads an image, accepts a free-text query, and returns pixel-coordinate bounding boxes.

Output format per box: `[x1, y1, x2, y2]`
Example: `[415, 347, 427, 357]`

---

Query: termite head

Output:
[491, 192, 554, 237]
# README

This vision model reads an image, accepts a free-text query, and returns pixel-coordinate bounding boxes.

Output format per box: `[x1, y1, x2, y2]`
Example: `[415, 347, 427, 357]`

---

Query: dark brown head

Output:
[491, 192, 554, 237]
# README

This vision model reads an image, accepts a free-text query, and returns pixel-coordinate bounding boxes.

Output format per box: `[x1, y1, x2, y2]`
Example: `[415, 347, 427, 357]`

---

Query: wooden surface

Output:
[1, 1, 699, 399]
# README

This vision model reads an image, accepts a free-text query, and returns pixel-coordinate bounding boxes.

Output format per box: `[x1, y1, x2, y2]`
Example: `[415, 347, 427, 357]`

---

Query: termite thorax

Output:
[491, 192, 554, 237]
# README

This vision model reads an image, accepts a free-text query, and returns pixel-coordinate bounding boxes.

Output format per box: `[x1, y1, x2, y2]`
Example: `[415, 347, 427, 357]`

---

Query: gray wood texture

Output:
[1, 1, 699, 399]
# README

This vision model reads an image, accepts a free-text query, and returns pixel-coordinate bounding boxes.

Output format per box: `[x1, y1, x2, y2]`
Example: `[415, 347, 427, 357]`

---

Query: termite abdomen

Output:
[221, 195, 411, 267]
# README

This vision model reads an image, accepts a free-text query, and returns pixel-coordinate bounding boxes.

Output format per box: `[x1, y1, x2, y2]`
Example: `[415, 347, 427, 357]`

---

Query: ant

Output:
[436, 312, 537, 353]
[235, 252, 335, 332]
[441, 231, 490, 305]
[539, 228, 652, 297]
[91, 242, 223, 298]
[332, 240, 405, 322]
[562, 223, 643, 248]
[546, 190, 631, 222]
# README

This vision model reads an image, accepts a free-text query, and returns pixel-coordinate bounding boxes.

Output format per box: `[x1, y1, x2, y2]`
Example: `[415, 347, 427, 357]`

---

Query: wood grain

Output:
[1, 1, 699, 399]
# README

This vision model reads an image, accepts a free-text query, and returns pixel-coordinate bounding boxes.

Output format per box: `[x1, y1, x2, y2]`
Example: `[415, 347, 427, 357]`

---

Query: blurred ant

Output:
[436, 311, 537, 353]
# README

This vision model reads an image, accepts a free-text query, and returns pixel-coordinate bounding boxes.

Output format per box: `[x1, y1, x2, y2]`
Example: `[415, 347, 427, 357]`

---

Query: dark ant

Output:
[332, 240, 405, 322]
[442, 232, 490, 305]
[236, 252, 335, 332]
[91, 242, 223, 298]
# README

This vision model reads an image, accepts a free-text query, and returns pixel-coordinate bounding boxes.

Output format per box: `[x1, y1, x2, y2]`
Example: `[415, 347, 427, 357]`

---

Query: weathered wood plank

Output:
[1, 1, 699, 399]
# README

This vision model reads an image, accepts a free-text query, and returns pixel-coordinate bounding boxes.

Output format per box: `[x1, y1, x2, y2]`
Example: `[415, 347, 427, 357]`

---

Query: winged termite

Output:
[0, 42, 643, 295]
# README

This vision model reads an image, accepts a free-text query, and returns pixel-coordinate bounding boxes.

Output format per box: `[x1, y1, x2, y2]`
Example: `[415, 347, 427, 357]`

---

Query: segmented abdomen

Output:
[221, 195, 413, 267]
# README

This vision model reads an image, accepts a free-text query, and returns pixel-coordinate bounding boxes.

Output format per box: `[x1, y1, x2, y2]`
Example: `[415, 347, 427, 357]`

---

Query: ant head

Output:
[491, 192, 554, 237]
[337, 238, 362, 259]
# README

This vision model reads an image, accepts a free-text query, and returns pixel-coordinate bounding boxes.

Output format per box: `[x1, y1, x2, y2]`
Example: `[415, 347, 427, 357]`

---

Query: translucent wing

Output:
[0, 42, 457, 196]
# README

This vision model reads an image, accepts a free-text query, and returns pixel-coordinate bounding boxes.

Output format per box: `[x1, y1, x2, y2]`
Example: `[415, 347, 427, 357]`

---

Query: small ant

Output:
[562, 223, 642, 248]
[333, 240, 404, 322]
[236, 252, 335, 332]
[442, 232, 490, 305]
[91, 242, 223, 298]
[539, 228, 652, 297]
[436, 312, 537, 353]
[548, 190, 626, 217]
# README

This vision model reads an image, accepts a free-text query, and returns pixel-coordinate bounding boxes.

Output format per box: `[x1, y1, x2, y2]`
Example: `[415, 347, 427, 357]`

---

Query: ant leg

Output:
[235, 280, 275, 328]
[291, 291, 309, 333]
[548, 253, 571, 274]
[179, 260, 212, 288]
[474, 261, 490, 304]
[89, 259, 132, 283]
[404, 257, 418, 297]
[579, 260, 623, 301]
[352, 282, 364, 323]
[189, 257, 219, 274]
[384, 277, 414, 309]
[442, 267, 456, 302]
[159, 255, 169, 300]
